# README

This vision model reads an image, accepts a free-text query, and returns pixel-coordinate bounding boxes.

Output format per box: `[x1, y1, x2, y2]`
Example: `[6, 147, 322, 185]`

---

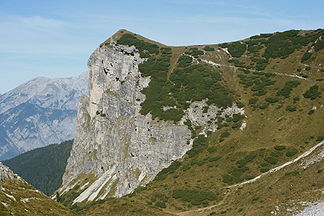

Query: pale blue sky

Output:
[1, 0, 323, 93]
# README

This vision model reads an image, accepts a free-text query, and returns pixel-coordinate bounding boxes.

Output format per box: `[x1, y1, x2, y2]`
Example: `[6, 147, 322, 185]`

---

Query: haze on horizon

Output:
[1, 0, 323, 94]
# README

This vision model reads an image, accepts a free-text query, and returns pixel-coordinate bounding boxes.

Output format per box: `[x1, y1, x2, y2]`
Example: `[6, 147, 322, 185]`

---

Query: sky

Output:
[0, 0, 323, 94]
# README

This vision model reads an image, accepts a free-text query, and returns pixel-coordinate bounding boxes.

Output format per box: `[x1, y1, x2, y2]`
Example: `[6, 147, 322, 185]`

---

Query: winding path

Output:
[167, 141, 324, 216]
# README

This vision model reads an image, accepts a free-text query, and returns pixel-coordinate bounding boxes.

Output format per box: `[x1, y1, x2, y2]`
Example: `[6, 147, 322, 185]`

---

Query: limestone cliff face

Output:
[60, 41, 192, 202]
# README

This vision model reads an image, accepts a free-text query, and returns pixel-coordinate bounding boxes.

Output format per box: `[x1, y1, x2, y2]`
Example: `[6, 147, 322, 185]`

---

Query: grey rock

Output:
[60, 42, 191, 203]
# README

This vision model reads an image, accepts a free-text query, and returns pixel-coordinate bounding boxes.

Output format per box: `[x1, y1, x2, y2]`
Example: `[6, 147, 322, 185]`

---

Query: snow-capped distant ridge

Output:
[0, 72, 88, 161]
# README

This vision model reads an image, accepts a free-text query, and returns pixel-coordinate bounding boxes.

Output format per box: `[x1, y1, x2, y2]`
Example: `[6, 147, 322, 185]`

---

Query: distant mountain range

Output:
[0, 73, 87, 160]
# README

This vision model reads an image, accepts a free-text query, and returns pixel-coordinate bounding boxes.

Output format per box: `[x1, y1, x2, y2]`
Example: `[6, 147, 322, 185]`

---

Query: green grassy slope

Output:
[0, 178, 75, 216]
[3, 140, 73, 195]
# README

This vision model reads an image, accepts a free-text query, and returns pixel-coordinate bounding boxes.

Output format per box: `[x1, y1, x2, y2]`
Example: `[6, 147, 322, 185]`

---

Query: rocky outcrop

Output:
[60, 41, 192, 202]
[0, 162, 20, 181]
[59, 35, 246, 204]
[0, 73, 88, 160]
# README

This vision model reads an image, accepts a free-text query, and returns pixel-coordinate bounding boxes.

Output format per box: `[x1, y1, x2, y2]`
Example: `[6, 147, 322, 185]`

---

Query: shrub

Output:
[208, 156, 221, 162]
[259, 104, 268, 109]
[204, 46, 215, 51]
[260, 168, 269, 173]
[303, 85, 321, 100]
[308, 110, 315, 115]
[262, 30, 322, 59]
[117, 33, 159, 56]
[252, 58, 269, 71]
[222, 42, 246, 58]
[264, 156, 278, 164]
[293, 96, 300, 103]
[228, 58, 246, 67]
[177, 55, 192, 67]
[301, 52, 312, 62]
[207, 146, 217, 153]
[185, 48, 204, 57]
[230, 166, 249, 178]
[316, 136, 324, 141]
[237, 153, 257, 168]
[277, 80, 301, 98]
[155, 161, 181, 180]
[222, 174, 237, 184]
[160, 47, 172, 55]
[285, 171, 299, 176]
[248, 45, 263, 54]
[155, 202, 166, 208]
[265, 97, 279, 103]
[231, 114, 245, 122]
[172, 189, 217, 206]
[220, 131, 230, 138]
[249, 98, 258, 104]
[274, 145, 286, 151]
[286, 148, 298, 157]
[286, 105, 297, 112]
[186, 135, 208, 158]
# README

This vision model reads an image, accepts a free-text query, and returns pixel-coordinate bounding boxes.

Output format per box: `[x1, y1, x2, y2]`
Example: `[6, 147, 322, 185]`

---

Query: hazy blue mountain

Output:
[0, 73, 87, 160]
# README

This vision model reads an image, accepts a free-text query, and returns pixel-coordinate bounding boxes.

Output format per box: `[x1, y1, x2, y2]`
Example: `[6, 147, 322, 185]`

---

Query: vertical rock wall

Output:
[60, 41, 191, 202]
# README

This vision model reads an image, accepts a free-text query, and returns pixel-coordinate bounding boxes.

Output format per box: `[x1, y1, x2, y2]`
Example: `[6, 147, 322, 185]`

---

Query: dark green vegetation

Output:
[117, 33, 233, 122]
[262, 30, 322, 59]
[221, 42, 246, 58]
[117, 33, 159, 57]
[172, 189, 218, 206]
[3, 140, 73, 195]
[224, 29, 324, 71]
[185, 47, 204, 57]
[303, 85, 321, 100]
[277, 80, 301, 98]
[238, 71, 276, 97]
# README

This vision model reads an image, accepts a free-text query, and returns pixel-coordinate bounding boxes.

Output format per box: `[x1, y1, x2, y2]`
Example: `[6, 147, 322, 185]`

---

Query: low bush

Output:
[303, 85, 321, 100]
[186, 135, 208, 158]
[265, 97, 279, 103]
[249, 98, 258, 104]
[285, 171, 299, 176]
[204, 46, 215, 51]
[172, 189, 217, 206]
[277, 80, 301, 98]
[236, 152, 257, 168]
[177, 55, 192, 67]
[286, 148, 298, 157]
[155, 161, 181, 180]
[220, 131, 230, 138]
[264, 156, 278, 164]
[117, 33, 159, 56]
[185, 48, 204, 57]
[208, 156, 221, 162]
[316, 136, 324, 141]
[274, 145, 286, 151]
[207, 146, 217, 153]
[286, 105, 297, 112]
[221, 42, 246, 58]
[301, 52, 312, 62]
